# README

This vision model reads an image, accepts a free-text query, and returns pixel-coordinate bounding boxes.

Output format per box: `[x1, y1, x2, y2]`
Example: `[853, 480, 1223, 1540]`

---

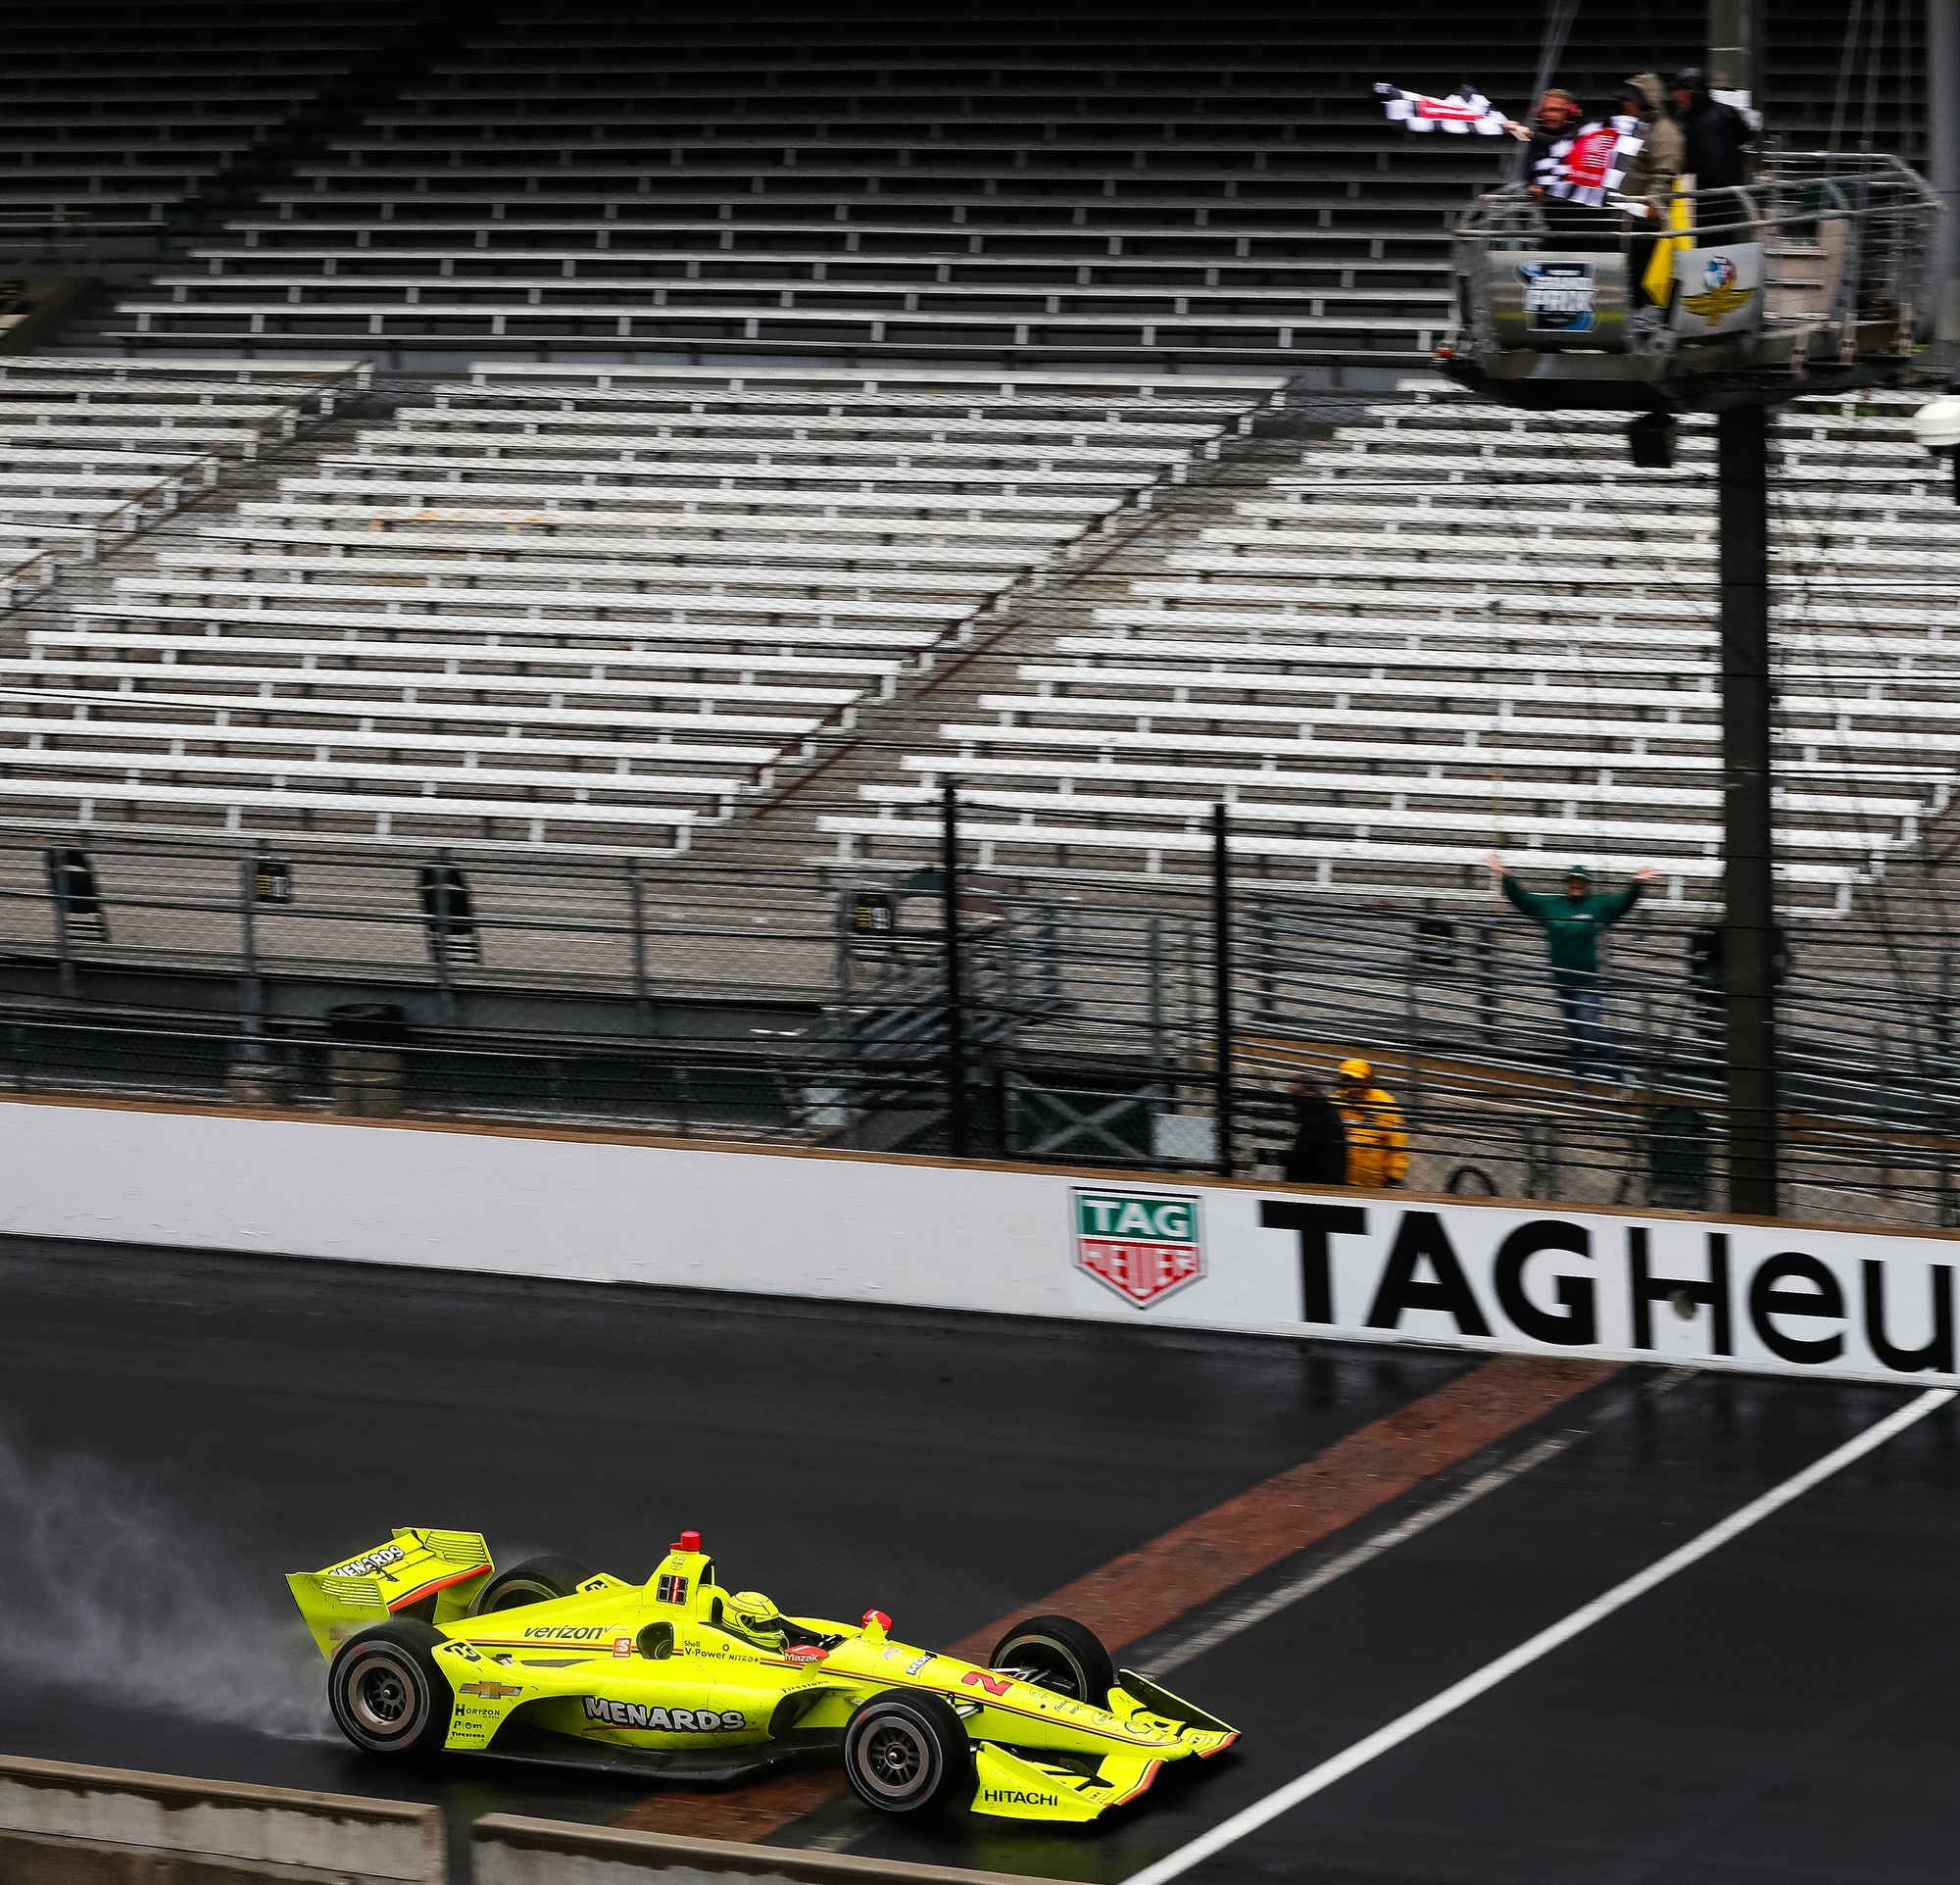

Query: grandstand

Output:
[0, 355, 361, 582]
[5, 363, 1276, 853]
[55, 2, 1922, 371]
[0, 0, 1942, 1221]
[0, 1, 417, 255]
[817, 387, 1960, 916]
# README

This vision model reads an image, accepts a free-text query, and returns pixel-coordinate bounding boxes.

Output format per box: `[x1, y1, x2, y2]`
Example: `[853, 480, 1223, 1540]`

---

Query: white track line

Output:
[1126, 1386, 1954, 1885]
[1150, 1368, 1697, 1678]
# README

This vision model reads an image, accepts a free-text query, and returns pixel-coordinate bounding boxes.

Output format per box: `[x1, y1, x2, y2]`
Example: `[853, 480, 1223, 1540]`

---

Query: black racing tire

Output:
[841, 1690, 972, 1814]
[988, 1613, 1116, 1706]
[469, 1553, 596, 1614]
[327, 1621, 452, 1758]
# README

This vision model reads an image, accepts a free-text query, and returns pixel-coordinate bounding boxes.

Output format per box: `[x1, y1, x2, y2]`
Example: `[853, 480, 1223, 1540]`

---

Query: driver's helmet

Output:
[725, 1590, 783, 1640]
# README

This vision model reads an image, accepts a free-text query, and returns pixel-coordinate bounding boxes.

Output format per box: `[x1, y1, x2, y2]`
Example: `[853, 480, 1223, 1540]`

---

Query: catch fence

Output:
[1, 819, 1956, 1231]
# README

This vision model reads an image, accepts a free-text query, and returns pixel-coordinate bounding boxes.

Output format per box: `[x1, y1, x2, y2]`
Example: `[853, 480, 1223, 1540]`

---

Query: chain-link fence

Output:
[5, 815, 1960, 1232]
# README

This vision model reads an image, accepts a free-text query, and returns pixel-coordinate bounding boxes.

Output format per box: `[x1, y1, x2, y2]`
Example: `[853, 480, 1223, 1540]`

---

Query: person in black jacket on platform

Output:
[1281, 1078, 1349, 1185]
[1670, 68, 1755, 191]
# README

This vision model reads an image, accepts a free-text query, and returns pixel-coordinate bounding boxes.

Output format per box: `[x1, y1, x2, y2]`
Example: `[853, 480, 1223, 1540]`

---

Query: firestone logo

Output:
[1072, 1189, 1203, 1309]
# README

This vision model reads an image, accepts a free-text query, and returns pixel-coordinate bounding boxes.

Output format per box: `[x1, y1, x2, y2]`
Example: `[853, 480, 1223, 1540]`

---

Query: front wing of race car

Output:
[967, 1669, 1239, 1822]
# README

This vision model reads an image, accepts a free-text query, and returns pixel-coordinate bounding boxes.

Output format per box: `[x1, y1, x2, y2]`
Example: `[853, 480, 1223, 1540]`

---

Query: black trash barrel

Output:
[325, 1003, 409, 1117]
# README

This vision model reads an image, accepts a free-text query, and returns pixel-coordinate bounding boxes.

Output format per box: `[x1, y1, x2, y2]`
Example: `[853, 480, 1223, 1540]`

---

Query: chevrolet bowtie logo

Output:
[461, 1680, 524, 1700]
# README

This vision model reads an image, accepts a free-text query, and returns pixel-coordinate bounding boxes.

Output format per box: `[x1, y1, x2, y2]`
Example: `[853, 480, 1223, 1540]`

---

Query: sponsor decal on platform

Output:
[1073, 1189, 1203, 1308]
[1683, 252, 1751, 322]
[1672, 242, 1762, 333]
[1516, 258, 1598, 333]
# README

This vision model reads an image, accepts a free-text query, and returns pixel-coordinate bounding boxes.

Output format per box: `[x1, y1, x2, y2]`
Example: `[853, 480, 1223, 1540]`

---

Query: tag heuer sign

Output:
[1072, 1189, 1203, 1309]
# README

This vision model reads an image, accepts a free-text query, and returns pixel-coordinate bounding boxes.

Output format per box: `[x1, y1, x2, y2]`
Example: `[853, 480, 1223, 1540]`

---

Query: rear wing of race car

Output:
[288, 1527, 493, 1658]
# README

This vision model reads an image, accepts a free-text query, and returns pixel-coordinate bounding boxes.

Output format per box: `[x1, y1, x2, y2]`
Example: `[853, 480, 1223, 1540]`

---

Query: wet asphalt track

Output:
[0, 1235, 1955, 1882]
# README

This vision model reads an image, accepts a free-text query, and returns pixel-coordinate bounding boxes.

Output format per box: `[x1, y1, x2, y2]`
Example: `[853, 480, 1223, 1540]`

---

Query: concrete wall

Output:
[0, 1756, 442, 1885]
[0, 1761, 1027, 1885]
[2, 1095, 1957, 1387]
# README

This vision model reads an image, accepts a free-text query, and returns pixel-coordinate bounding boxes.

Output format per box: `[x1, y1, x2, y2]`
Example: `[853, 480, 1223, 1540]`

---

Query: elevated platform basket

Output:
[1441, 153, 1938, 412]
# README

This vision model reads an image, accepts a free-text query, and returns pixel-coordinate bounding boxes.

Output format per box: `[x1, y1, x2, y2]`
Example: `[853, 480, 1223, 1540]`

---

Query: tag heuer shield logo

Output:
[1073, 1189, 1203, 1308]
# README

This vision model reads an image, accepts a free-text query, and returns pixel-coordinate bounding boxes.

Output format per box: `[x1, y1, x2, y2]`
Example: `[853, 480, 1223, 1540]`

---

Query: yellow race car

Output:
[289, 1526, 1237, 1823]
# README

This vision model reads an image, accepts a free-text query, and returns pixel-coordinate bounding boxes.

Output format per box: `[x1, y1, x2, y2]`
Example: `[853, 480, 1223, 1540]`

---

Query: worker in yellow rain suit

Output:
[1335, 1058, 1409, 1189]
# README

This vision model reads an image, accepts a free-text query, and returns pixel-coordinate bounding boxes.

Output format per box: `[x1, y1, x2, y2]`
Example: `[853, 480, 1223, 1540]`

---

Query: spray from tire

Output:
[0, 1427, 328, 1738]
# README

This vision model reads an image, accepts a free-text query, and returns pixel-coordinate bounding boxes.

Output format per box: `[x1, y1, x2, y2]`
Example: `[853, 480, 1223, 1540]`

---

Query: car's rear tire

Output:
[469, 1553, 595, 1614]
[989, 1613, 1116, 1706]
[841, 1690, 971, 1814]
[327, 1621, 451, 1757]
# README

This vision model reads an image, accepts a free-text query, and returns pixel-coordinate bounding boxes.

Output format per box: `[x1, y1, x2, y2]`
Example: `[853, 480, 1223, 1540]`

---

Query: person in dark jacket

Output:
[1670, 67, 1756, 193]
[1615, 73, 1685, 217]
[1486, 856, 1657, 1085]
[1281, 1078, 1348, 1185]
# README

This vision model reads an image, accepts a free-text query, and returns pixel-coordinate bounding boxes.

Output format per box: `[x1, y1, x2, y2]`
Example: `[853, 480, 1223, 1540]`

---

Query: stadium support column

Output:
[1707, 0, 1753, 93]
[1933, 0, 1960, 349]
[1211, 804, 1235, 1179]
[941, 779, 970, 1159]
[1719, 405, 1778, 1215]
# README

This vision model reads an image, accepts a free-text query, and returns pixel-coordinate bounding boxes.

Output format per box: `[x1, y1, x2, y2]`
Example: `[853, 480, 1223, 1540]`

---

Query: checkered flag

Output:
[1538, 114, 1647, 207]
[1373, 81, 1511, 134]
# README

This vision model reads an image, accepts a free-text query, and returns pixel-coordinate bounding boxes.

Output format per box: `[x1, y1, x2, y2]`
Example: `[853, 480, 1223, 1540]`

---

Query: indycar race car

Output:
[289, 1526, 1238, 1822]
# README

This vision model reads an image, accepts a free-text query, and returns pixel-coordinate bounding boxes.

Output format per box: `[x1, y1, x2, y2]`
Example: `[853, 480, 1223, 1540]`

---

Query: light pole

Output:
[1705, 0, 1781, 1215]
[1717, 403, 1778, 1215]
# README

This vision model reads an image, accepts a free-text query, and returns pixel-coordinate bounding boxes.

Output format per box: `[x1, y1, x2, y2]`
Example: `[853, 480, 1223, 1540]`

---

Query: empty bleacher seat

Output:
[819, 388, 1960, 915]
[0, 362, 1278, 855]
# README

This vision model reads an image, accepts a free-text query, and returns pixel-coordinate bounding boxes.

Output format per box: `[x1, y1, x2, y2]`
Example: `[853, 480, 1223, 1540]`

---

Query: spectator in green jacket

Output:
[1484, 856, 1657, 1085]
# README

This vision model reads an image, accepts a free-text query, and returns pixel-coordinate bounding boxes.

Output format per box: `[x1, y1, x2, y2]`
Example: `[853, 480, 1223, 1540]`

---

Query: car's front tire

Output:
[327, 1621, 451, 1757]
[989, 1612, 1116, 1705]
[469, 1553, 596, 1614]
[841, 1690, 971, 1813]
